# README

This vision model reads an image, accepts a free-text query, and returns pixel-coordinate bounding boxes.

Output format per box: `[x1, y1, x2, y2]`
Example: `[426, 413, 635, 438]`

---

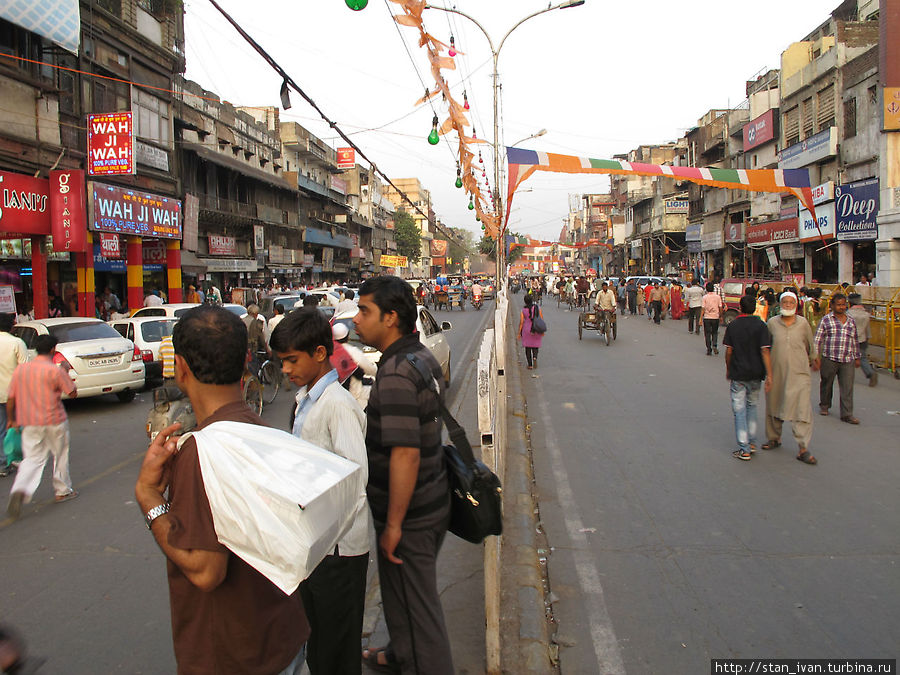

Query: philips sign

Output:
[798, 202, 835, 243]
[836, 178, 878, 241]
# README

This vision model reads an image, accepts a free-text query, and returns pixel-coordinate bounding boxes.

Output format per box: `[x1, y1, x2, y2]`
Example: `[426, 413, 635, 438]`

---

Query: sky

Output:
[183, 0, 839, 242]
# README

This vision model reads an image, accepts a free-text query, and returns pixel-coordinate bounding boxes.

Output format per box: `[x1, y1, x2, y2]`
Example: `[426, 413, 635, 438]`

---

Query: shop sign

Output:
[135, 140, 169, 171]
[810, 181, 834, 205]
[884, 87, 900, 131]
[701, 231, 724, 251]
[98, 232, 121, 258]
[746, 218, 799, 245]
[201, 257, 258, 272]
[725, 221, 744, 243]
[93, 244, 126, 272]
[322, 247, 334, 272]
[0, 285, 15, 313]
[685, 223, 702, 242]
[87, 112, 135, 176]
[336, 148, 355, 169]
[0, 171, 50, 235]
[835, 178, 879, 241]
[687, 240, 702, 253]
[90, 183, 182, 239]
[664, 199, 689, 214]
[303, 253, 314, 267]
[208, 235, 236, 256]
[49, 169, 87, 252]
[778, 127, 837, 169]
[430, 239, 448, 257]
[779, 242, 805, 259]
[253, 225, 265, 250]
[379, 254, 408, 267]
[143, 239, 167, 266]
[798, 202, 836, 242]
[743, 109, 776, 151]
[329, 176, 348, 196]
[765, 246, 778, 268]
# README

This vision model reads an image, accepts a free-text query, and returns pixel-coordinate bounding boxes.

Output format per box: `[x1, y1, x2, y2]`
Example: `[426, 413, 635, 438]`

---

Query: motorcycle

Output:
[472, 294, 483, 310]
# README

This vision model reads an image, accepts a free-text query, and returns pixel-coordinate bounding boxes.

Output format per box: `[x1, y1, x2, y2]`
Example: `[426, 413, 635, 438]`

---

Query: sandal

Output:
[362, 646, 400, 673]
[54, 491, 78, 504]
[732, 450, 752, 461]
[819, 407, 829, 416]
[796, 451, 817, 465]
[841, 416, 860, 425]
[761, 440, 781, 450]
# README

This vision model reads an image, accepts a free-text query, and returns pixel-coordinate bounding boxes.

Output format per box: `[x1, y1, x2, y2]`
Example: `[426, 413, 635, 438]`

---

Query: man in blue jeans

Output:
[723, 295, 772, 460]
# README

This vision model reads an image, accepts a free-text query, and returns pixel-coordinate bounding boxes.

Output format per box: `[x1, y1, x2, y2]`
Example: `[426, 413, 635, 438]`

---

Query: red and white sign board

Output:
[143, 239, 167, 265]
[87, 112, 135, 176]
[336, 148, 355, 169]
[208, 235, 237, 256]
[0, 171, 50, 236]
[49, 169, 88, 252]
[98, 232, 121, 258]
[0, 285, 16, 313]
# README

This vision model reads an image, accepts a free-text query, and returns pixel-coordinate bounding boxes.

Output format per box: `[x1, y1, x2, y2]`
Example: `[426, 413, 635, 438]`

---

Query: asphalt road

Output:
[0, 300, 492, 674]
[516, 295, 900, 674]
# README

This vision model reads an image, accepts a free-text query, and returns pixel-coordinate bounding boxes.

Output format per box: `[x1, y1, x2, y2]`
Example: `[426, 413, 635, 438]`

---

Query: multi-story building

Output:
[382, 177, 434, 277]
[1, 0, 186, 317]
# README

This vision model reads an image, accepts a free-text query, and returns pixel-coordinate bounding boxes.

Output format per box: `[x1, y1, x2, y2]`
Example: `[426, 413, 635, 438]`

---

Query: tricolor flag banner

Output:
[505, 146, 821, 242]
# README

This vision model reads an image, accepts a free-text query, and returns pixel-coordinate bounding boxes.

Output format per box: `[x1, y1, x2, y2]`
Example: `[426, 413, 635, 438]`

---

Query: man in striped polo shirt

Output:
[354, 276, 452, 675]
[7, 334, 78, 519]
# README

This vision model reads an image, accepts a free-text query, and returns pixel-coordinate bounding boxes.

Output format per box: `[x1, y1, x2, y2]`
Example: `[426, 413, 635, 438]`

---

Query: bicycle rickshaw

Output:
[578, 290, 617, 345]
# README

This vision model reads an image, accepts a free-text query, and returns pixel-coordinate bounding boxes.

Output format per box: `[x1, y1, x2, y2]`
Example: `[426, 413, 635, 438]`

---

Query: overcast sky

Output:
[183, 0, 837, 242]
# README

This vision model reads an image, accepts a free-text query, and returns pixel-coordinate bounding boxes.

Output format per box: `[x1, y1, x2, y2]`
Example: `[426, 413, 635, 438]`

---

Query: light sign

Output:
[87, 112, 135, 176]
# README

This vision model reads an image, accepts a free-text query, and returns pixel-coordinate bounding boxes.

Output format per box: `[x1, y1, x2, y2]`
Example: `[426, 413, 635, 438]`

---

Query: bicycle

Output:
[242, 370, 263, 415]
[257, 353, 282, 405]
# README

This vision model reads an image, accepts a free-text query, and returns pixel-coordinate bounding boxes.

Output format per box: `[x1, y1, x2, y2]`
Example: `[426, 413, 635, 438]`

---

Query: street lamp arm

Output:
[496, 5, 561, 58]
[423, 4, 496, 54]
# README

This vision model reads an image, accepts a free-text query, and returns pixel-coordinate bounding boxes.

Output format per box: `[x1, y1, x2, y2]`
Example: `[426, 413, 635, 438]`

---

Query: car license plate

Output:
[88, 356, 120, 367]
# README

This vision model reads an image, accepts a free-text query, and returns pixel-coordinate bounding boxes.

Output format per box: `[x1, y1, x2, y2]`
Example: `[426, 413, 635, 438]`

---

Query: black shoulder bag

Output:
[406, 354, 503, 543]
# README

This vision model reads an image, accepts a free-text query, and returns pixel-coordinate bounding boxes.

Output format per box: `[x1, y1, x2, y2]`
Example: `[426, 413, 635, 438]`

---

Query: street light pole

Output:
[424, 3, 584, 285]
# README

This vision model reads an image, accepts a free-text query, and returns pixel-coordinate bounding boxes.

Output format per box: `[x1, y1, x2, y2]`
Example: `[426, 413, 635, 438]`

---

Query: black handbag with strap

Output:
[407, 354, 503, 543]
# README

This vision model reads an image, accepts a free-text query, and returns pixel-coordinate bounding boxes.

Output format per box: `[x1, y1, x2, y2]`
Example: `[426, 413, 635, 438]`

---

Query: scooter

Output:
[472, 295, 483, 310]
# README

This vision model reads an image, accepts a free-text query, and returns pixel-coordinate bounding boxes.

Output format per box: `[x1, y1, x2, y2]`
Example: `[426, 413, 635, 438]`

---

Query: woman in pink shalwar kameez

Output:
[517, 294, 544, 369]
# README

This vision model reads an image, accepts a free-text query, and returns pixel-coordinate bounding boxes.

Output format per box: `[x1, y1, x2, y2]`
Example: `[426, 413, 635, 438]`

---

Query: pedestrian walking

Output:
[626, 278, 638, 315]
[723, 296, 772, 460]
[847, 293, 877, 387]
[271, 308, 369, 675]
[6, 335, 78, 519]
[763, 292, 819, 465]
[352, 277, 453, 675]
[683, 280, 704, 334]
[649, 282, 665, 324]
[814, 292, 861, 424]
[134, 306, 309, 673]
[517, 294, 544, 370]
[0, 314, 27, 477]
[802, 287, 823, 330]
[643, 282, 653, 319]
[701, 282, 724, 355]
[670, 282, 684, 319]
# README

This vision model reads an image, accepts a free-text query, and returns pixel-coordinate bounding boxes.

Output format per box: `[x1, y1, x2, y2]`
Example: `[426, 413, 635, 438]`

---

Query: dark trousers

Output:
[525, 347, 539, 368]
[299, 552, 369, 675]
[859, 341, 875, 379]
[627, 292, 637, 314]
[651, 300, 662, 324]
[687, 307, 701, 333]
[704, 319, 720, 352]
[377, 521, 453, 675]
[819, 357, 855, 418]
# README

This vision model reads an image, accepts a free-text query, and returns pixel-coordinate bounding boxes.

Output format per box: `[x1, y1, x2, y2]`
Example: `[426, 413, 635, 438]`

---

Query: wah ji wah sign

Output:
[87, 112, 135, 176]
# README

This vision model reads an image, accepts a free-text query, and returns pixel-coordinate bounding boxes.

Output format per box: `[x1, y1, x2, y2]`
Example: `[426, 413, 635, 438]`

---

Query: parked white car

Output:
[131, 303, 247, 319]
[109, 317, 178, 386]
[12, 318, 145, 402]
[331, 306, 453, 387]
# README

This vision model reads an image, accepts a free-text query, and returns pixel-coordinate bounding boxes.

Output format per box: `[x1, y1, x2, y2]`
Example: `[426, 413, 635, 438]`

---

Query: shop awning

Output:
[180, 250, 207, 272]
[304, 226, 353, 249]
[184, 143, 296, 192]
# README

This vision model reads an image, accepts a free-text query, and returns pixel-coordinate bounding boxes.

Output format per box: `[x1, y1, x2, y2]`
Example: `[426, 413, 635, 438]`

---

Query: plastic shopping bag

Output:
[188, 421, 363, 595]
[3, 428, 22, 464]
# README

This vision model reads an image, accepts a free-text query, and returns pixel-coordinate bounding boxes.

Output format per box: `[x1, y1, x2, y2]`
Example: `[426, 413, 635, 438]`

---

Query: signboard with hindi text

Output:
[89, 183, 182, 239]
[87, 112, 135, 176]
[379, 254, 408, 267]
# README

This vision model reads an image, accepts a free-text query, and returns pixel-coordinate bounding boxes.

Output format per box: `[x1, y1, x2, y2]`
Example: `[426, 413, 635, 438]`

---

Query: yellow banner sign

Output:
[885, 87, 900, 131]
[379, 254, 408, 267]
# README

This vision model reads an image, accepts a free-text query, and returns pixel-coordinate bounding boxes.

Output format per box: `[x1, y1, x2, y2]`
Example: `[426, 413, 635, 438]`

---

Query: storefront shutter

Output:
[816, 84, 835, 130]
[801, 97, 815, 139]
[784, 106, 800, 146]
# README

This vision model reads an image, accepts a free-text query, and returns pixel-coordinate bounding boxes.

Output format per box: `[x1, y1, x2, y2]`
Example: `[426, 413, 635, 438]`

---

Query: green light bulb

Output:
[455, 176, 463, 188]
[428, 128, 440, 145]
[468, 200, 475, 211]
[345, 0, 368, 9]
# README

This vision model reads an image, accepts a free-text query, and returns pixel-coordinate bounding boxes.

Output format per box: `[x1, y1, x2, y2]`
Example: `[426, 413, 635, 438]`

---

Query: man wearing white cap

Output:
[763, 291, 820, 465]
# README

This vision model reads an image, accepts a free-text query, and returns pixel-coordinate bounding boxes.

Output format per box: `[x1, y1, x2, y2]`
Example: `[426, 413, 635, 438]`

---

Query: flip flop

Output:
[819, 408, 829, 416]
[362, 646, 400, 674]
[54, 491, 78, 504]
[761, 440, 781, 450]
[796, 451, 817, 465]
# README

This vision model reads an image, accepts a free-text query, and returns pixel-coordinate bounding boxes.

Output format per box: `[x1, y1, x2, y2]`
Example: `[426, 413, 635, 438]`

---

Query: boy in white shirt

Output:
[270, 308, 369, 675]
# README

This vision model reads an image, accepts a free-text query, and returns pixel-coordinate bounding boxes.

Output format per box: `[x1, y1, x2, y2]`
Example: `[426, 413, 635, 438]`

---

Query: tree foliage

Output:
[393, 210, 421, 263]
[479, 234, 524, 264]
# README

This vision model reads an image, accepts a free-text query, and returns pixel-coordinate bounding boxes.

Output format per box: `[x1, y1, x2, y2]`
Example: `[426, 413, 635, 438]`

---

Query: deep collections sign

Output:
[49, 169, 87, 252]
[835, 178, 879, 241]
[0, 171, 50, 235]
[87, 112, 135, 176]
[90, 183, 182, 239]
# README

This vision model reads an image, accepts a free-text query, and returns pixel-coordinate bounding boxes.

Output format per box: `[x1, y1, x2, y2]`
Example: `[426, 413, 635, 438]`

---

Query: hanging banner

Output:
[0, 171, 50, 235]
[49, 169, 87, 252]
[87, 112, 135, 176]
[379, 254, 408, 267]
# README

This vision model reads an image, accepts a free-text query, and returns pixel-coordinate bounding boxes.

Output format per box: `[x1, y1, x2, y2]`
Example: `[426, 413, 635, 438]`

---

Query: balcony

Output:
[198, 194, 257, 223]
[294, 173, 347, 204]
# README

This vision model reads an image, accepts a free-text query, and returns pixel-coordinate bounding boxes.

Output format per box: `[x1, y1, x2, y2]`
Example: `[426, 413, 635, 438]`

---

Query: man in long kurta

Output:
[763, 292, 820, 465]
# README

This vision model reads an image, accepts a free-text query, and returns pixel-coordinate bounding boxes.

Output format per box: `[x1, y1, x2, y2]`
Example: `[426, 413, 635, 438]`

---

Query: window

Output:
[91, 76, 130, 113]
[784, 106, 800, 146]
[132, 89, 171, 146]
[868, 85, 878, 106]
[843, 97, 857, 139]
[801, 97, 815, 138]
[816, 84, 835, 130]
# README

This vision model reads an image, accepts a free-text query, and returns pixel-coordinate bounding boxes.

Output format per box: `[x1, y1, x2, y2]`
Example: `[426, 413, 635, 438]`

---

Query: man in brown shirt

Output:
[136, 306, 308, 674]
[649, 282, 666, 324]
